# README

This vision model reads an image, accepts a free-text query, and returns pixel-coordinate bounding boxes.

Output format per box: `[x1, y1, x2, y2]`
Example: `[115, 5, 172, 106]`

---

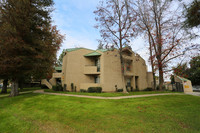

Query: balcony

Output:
[52, 73, 62, 78]
[80, 83, 101, 90]
[84, 66, 100, 75]
[124, 71, 134, 76]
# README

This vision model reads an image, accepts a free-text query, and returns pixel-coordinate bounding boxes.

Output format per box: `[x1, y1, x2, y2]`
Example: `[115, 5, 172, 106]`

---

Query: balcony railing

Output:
[52, 73, 62, 78]
[124, 71, 134, 76]
[84, 65, 100, 75]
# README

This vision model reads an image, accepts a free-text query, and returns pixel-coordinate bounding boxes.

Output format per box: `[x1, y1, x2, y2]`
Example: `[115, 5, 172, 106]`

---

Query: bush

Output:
[96, 87, 102, 93]
[88, 87, 102, 93]
[41, 84, 48, 89]
[63, 84, 67, 91]
[117, 89, 123, 92]
[80, 89, 87, 92]
[52, 85, 58, 91]
[71, 83, 74, 92]
[130, 86, 133, 92]
[134, 88, 139, 91]
[144, 87, 153, 91]
[52, 85, 63, 91]
[57, 84, 63, 91]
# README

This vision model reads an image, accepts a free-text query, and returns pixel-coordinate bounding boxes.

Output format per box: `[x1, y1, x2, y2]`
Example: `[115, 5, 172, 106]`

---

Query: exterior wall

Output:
[102, 50, 124, 91]
[61, 48, 153, 92]
[147, 72, 153, 88]
[183, 80, 193, 92]
[132, 54, 148, 90]
[62, 49, 95, 91]
[174, 76, 193, 92]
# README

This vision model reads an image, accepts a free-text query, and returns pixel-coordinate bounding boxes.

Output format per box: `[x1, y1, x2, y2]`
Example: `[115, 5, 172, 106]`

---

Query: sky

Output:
[51, 0, 198, 77]
[52, 0, 148, 65]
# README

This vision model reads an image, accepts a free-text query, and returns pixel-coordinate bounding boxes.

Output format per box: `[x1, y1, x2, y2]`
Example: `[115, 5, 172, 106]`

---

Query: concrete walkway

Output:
[33, 90, 184, 100]
[185, 92, 200, 97]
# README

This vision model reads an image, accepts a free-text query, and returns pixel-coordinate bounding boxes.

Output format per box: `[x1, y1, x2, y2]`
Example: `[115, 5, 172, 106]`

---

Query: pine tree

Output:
[0, 0, 64, 96]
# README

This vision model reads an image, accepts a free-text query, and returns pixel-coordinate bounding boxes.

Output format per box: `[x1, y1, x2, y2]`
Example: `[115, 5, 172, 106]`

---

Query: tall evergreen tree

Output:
[0, 0, 64, 96]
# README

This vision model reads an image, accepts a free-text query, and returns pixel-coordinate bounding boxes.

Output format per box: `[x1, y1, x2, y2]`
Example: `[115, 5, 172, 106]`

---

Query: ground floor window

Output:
[94, 76, 100, 83]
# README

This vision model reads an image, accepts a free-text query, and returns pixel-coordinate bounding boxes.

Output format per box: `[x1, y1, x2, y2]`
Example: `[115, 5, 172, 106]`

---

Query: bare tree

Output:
[137, 0, 191, 90]
[94, 0, 138, 93]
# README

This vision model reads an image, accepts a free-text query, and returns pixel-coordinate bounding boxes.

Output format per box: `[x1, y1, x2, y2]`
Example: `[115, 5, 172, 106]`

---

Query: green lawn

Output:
[0, 93, 199, 133]
[44, 89, 181, 97]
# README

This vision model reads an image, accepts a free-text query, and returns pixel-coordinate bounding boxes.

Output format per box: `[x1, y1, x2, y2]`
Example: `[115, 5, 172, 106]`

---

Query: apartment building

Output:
[43, 47, 153, 92]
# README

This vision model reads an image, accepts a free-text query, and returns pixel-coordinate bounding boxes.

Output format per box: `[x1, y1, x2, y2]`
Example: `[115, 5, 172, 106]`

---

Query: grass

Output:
[0, 93, 199, 133]
[44, 89, 181, 97]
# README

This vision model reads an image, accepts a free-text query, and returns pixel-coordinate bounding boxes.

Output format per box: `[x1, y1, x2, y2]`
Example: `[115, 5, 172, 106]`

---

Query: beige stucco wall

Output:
[60, 48, 153, 92]
[174, 76, 193, 92]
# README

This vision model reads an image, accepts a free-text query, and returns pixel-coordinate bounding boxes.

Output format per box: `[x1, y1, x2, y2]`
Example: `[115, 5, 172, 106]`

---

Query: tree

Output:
[57, 49, 66, 66]
[97, 40, 104, 49]
[148, 33, 157, 90]
[173, 55, 200, 85]
[173, 63, 189, 78]
[188, 56, 200, 85]
[0, 0, 64, 96]
[184, 0, 200, 28]
[94, 0, 138, 93]
[137, 0, 190, 90]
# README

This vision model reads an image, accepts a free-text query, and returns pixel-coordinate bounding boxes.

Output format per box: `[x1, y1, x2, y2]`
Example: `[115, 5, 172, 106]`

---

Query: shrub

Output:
[80, 89, 87, 92]
[63, 84, 67, 91]
[115, 85, 118, 92]
[144, 87, 153, 91]
[117, 89, 123, 92]
[57, 84, 63, 91]
[52, 85, 63, 91]
[88, 87, 102, 93]
[41, 84, 48, 89]
[71, 83, 73, 91]
[156, 86, 159, 90]
[52, 85, 58, 91]
[134, 88, 139, 91]
[96, 87, 102, 93]
[130, 86, 133, 92]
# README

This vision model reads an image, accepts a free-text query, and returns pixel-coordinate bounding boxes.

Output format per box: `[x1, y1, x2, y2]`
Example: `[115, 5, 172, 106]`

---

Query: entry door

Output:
[135, 76, 139, 89]
[126, 78, 131, 87]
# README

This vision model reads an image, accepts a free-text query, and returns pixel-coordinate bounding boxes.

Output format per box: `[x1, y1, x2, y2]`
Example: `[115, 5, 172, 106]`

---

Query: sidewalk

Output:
[34, 90, 184, 99]
[185, 92, 200, 97]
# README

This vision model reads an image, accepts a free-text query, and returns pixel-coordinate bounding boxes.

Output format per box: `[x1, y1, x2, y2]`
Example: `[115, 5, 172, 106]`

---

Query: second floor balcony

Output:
[52, 73, 62, 78]
[84, 65, 100, 75]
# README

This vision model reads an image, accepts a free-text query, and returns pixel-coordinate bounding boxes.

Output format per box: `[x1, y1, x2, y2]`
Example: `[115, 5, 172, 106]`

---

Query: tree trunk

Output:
[158, 66, 164, 90]
[148, 34, 156, 90]
[1, 79, 8, 94]
[10, 79, 19, 97]
[153, 72, 156, 90]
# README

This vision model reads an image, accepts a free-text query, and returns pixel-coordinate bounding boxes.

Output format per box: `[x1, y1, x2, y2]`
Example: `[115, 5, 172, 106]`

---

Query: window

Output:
[94, 76, 100, 83]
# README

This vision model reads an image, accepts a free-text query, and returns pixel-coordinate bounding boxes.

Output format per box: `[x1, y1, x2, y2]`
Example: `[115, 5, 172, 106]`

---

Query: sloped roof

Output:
[55, 67, 62, 71]
[66, 48, 82, 52]
[97, 49, 108, 52]
[176, 75, 189, 82]
[84, 51, 101, 57]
